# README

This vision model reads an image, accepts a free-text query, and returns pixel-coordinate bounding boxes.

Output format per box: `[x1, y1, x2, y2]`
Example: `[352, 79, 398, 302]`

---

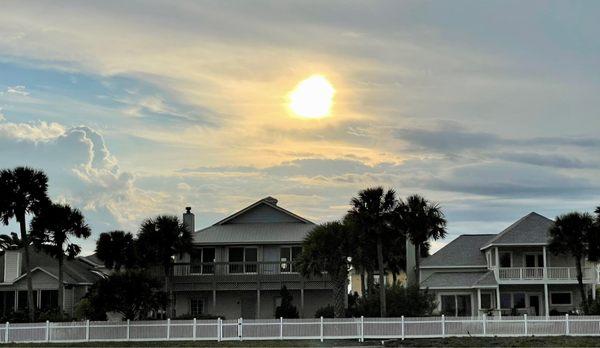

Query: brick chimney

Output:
[183, 206, 195, 233]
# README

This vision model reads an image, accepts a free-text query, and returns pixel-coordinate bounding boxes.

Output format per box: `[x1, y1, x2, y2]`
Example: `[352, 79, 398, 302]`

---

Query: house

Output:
[0, 249, 103, 317]
[419, 212, 599, 317]
[171, 197, 334, 319]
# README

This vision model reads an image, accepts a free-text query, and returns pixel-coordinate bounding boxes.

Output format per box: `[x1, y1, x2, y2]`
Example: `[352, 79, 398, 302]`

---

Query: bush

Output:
[314, 305, 334, 318]
[175, 313, 224, 320]
[275, 286, 299, 318]
[348, 285, 437, 317]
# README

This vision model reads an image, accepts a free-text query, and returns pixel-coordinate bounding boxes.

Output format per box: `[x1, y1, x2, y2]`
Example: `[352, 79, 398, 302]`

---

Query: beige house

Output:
[171, 197, 334, 319]
[419, 212, 599, 316]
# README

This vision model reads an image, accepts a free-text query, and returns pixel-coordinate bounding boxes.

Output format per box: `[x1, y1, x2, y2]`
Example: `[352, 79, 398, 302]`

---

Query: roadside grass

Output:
[4, 336, 600, 347]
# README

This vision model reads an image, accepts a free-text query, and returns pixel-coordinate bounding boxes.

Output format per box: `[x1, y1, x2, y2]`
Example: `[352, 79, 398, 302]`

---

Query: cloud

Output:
[496, 152, 596, 169]
[0, 121, 65, 142]
[6, 85, 29, 96]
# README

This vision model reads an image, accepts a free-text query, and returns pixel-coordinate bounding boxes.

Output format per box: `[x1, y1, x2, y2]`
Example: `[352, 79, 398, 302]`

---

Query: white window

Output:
[190, 298, 203, 316]
[550, 292, 572, 305]
[441, 294, 472, 316]
[190, 248, 216, 274]
[480, 293, 492, 309]
[228, 247, 258, 273]
[280, 246, 302, 272]
[499, 252, 512, 268]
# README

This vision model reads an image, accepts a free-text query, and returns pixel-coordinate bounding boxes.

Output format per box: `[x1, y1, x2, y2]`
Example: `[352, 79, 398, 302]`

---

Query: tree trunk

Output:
[360, 270, 366, 297]
[376, 235, 387, 317]
[392, 272, 397, 286]
[575, 257, 587, 312]
[58, 256, 64, 314]
[19, 217, 35, 322]
[367, 272, 374, 298]
[415, 242, 421, 286]
[333, 272, 347, 318]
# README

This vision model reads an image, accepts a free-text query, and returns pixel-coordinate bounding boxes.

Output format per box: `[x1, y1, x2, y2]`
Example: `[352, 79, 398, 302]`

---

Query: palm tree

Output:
[136, 215, 193, 318]
[0, 167, 50, 321]
[296, 221, 354, 318]
[396, 194, 447, 286]
[96, 230, 137, 271]
[548, 212, 598, 311]
[347, 187, 396, 317]
[30, 203, 91, 313]
[0, 232, 25, 251]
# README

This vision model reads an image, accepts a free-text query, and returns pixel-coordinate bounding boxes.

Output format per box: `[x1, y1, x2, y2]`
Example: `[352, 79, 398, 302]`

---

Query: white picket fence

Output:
[2, 315, 600, 343]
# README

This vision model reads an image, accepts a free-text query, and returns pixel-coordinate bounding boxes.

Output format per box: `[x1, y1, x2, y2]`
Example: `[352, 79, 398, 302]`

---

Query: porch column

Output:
[496, 286, 501, 314]
[494, 247, 500, 279]
[257, 289, 261, 319]
[542, 246, 548, 280]
[544, 283, 549, 317]
[213, 289, 217, 312]
[593, 284, 597, 300]
[477, 288, 482, 310]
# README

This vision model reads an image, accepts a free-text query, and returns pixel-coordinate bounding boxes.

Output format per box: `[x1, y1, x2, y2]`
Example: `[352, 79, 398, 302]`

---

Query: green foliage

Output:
[96, 230, 137, 271]
[87, 270, 168, 320]
[275, 286, 299, 319]
[314, 305, 334, 318]
[348, 285, 437, 317]
[137, 215, 193, 274]
[296, 221, 354, 318]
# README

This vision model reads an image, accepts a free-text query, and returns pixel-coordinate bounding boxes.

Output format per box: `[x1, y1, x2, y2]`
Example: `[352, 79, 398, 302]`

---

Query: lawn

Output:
[4, 336, 600, 347]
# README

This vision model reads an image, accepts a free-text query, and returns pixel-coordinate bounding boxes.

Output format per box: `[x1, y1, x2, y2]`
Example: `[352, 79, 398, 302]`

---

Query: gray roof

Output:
[0, 249, 101, 285]
[193, 197, 315, 245]
[421, 271, 497, 289]
[193, 222, 316, 245]
[421, 234, 495, 267]
[481, 212, 553, 249]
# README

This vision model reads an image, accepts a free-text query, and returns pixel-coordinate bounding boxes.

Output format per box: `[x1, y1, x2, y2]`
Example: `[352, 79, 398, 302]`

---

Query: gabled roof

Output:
[421, 234, 495, 268]
[193, 197, 315, 245]
[214, 196, 312, 225]
[421, 271, 497, 289]
[480, 212, 554, 250]
[0, 249, 101, 285]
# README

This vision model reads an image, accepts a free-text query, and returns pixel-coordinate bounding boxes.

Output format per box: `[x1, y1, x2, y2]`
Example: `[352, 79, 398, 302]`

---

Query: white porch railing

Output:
[498, 267, 594, 281]
[4, 315, 600, 343]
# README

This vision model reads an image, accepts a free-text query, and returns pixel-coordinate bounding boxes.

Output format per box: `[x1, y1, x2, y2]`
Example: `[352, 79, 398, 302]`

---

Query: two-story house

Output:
[171, 197, 333, 319]
[419, 212, 599, 317]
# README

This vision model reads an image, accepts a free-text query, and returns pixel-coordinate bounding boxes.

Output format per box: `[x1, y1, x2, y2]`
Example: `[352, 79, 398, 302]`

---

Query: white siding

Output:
[3, 251, 21, 283]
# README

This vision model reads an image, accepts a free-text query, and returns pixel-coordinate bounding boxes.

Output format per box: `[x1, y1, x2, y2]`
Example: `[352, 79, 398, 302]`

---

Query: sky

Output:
[1, 0, 599, 254]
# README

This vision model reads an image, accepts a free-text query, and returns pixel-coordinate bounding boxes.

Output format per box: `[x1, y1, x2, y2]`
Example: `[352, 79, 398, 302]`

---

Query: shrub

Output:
[349, 285, 437, 317]
[275, 286, 299, 318]
[314, 305, 335, 318]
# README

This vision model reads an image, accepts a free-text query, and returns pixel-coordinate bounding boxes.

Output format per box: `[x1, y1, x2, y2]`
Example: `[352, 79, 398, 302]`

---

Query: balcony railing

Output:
[171, 261, 307, 277]
[497, 267, 594, 281]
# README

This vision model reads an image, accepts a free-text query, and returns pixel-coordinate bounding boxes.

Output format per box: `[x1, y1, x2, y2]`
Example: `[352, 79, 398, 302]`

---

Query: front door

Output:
[528, 295, 540, 315]
[241, 296, 256, 319]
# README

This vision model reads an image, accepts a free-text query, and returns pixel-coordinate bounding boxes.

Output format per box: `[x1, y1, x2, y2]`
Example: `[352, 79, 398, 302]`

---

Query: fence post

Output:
[167, 318, 171, 340]
[238, 318, 243, 341]
[401, 315, 405, 341]
[86, 319, 90, 341]
[360, 316, 364, 342]
[45, 320, 50, 342]
[279, 317, 283, 340]
[127, 319, 130, 341]
[566, 314, 570, 335]
[524, 314, 527, 336]
[482, 314, 486, 336]
[320, 316, 324, 342]
[441, 315, 445, 338]
[5, 322, 8, 343]
[217, 318, 222, 342]
[193, 318, 197, 340]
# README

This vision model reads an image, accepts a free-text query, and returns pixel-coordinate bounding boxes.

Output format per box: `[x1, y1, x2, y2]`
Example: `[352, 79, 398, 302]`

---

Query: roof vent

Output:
[262, 196, 278, 205]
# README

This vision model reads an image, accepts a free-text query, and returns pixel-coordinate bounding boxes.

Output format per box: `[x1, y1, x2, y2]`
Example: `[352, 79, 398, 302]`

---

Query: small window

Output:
[441, 295, 456, 316]
[190, 298, 203, 316]
[513, 293, 526, 308]
[40, 290, 58, 310]
[480, 293, 492, 309]
[500, 293, 512, 309]
[551, 292, 572, 305]
[499, 252, 512, 268]
[17, 290, 38, 310]
[441, 294, 472, 316]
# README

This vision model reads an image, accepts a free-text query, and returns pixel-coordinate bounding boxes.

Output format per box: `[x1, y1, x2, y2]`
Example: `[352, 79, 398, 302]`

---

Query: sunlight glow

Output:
[289, 75, 335, 119]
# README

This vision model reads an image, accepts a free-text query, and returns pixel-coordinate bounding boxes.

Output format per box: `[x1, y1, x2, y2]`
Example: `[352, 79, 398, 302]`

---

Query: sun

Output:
[288, 75, 335, 119]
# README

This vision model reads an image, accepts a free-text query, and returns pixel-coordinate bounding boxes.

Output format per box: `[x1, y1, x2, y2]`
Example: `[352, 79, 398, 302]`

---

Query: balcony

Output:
[170, 262, 331, 291]
[496, 267, 596, 283]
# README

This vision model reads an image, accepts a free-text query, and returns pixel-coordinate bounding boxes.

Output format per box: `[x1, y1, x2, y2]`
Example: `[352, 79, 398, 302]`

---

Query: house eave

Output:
[480, 242, 548, 251]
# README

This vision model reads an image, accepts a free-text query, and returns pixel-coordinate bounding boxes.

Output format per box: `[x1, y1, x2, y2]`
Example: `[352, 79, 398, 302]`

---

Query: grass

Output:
[4, 336, 600, 347]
